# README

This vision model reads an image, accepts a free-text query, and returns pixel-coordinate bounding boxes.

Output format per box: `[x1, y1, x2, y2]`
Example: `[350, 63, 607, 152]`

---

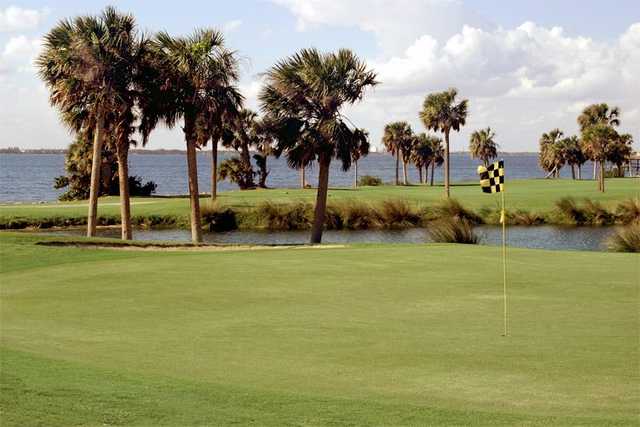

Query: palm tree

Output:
[260, 48, 377, 244]
[220, 108, 259, 189]
[561, 136, 586, 179]
[382, 122, 412, 185]
[581, 124, 619, 192]
[539, 129, 565, 178]
[426, 135, 444, 186]
[608, 133, 633, 177]
[37, 7, 137, 238]
[420, 88, 468, 197]
[577, 103, 620, 180]
[142, 29, 241, 243]
[411, 133, 433, 184]
[253, 116, 275, 188]
[469, 127, 498, 166]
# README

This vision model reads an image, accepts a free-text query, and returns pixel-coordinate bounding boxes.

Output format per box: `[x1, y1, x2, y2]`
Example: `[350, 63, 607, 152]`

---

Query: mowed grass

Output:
[0, 178, 637, 221]
[1, 233, 638, 426]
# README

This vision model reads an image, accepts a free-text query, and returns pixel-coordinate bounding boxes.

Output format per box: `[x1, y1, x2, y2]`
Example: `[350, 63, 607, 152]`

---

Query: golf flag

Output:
[477, 160, 505, 194]
[477, 159, 509, 336]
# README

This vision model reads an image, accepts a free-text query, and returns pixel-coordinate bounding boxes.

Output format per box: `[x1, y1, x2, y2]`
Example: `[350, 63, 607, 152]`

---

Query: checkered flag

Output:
[477, 160, 505, 193]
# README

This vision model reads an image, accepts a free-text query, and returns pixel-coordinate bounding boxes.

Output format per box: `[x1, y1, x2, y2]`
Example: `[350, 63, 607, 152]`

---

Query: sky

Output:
[1, 0, 638, 152]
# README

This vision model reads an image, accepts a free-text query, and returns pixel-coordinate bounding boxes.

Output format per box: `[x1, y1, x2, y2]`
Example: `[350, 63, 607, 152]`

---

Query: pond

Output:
[41, 225, 616, 252]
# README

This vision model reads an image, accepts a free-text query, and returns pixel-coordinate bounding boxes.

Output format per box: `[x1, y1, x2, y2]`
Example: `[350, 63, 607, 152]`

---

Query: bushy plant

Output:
[201, 203, 238, 232]
[616, 198, 640, 224]
[254, 201, 312, 230]
[358, 175, 383, 186]
[376, 199, 421, 228]
[435, 198, 483, 224]
[428, 218, 479, 244]
[607, 224, 640, 252]
[333, 201, 378, 230]
[583, 200, 615, 225]
[554, 197, 587, 225]
[218, 157, 256, 190]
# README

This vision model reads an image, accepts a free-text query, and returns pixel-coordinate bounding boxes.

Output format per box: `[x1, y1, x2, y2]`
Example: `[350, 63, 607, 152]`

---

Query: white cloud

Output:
[1, 35, 42, 75]
[223, 19, 242, 33]
[0, 6, 48, 32]
[272, 0, 490, 55]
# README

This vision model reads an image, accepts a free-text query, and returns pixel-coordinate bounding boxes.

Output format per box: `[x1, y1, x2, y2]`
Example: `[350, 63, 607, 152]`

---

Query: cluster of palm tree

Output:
[382, 88, 468, 196]
[538, 103, 633, 191]
[38, 7, 244, 242]
[382, 122, 444, 186]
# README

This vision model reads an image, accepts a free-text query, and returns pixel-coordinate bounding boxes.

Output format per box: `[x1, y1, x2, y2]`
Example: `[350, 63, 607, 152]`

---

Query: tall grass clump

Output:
[333, 200, 378, 229]
[434, 198, 483, 224]
[616, 198, 640, 224]
[376, 199, 421, 228]
[254, 201, 312, 230]
[428, 218, 479, 244]
[201, 203, 237, 232]
[607, 224, 640, 252]
[582, 200, 615, 225]
[554, 197, 587, 225]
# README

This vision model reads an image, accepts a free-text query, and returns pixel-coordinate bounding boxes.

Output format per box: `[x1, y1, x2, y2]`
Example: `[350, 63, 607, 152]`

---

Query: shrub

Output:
[254, 201, 312, 230]
[333, 200, 378, 230]
[435, 199, 483, 224]
[376, 199, 421, 228]
[582, 200, 615, 226]
[428, 218, 479, 244]
[554, 197, 587, 225]
[201, 203, 238, 232]
[616, 198, 640, 224]
[358, 175, 383, 186]
[510, 210, 545, 226]
[607, 224, 640, 252]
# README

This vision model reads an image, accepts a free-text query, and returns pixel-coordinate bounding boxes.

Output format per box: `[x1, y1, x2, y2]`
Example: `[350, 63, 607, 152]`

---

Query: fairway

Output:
[0, 233, 638, 426]
[1, 178, 637, 222]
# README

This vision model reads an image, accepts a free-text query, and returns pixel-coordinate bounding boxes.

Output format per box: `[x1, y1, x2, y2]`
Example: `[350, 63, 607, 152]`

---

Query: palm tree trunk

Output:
[600, 160, 605, 192]
[310, 156, 330, 244]
[577, 165, 582, 180]
[87, 112, 104, 237]
[430, 160, 435, 186]
[418, 165, 423, 184]
[395, 151, 399, 185]
[211, 138, 218, 201]
[571, 164, 576, 180]
[402, 160, 408, 185]
[444, 129, 450, 197]
[116, 147, 132, 240]
[353, 159, 358, 188]
[240, 141, 254, 188]
[185, 117, 203, 243]
[593, 162, 597, 180]
[301, 165, 306, 188]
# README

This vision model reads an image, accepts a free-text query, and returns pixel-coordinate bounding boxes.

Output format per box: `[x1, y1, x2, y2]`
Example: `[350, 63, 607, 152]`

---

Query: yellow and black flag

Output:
[477, 160, 505, 193]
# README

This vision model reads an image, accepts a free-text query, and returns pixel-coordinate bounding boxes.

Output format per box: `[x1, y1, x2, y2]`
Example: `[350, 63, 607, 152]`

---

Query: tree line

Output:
[538, 103, 633, 191]
[37, 7, 635, 244]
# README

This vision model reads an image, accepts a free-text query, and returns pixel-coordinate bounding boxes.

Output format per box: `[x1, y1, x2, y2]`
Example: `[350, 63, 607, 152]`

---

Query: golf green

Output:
[1, 233, 638, 425]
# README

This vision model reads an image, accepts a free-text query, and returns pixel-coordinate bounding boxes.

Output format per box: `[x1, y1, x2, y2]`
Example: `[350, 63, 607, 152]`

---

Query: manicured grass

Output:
[1, 178, 637, 222]
[1, 233, 638, 425]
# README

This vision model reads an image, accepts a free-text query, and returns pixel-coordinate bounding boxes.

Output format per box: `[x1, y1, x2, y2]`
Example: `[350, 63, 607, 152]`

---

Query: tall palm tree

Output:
[469, 127, 498, 166]
[410, 133, 433, 184]
[141, 29, 242, 242]
[382, 122, 412, 185]
[539, 129, 565, 178]
[260, 48, 377, 244]
[37, 7, 137, 238]
[577, 103, 620, 180]
[426, 135, 444, 186]
[581, 124, 619, 192]
[561, 135, 586, 180]
[420, 88, 468, 197]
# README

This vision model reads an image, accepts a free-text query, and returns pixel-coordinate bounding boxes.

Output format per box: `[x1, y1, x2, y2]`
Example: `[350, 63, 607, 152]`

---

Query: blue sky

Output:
[1, 0, 638, 151]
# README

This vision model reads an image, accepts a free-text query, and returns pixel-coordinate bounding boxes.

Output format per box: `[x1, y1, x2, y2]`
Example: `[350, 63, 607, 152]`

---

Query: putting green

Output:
[0, 233, 638, 426]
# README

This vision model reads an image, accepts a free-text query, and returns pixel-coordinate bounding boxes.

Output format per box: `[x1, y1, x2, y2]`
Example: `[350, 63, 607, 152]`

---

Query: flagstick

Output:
[501, 188, 508, 336]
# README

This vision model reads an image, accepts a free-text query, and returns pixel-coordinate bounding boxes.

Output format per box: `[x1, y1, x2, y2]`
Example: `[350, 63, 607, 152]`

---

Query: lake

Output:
[0, 152, 595, 203]
[41, 225, 615, 252]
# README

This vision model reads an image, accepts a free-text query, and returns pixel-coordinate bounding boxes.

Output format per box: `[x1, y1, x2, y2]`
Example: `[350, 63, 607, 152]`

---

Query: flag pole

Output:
[501, 187, 508, 336]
